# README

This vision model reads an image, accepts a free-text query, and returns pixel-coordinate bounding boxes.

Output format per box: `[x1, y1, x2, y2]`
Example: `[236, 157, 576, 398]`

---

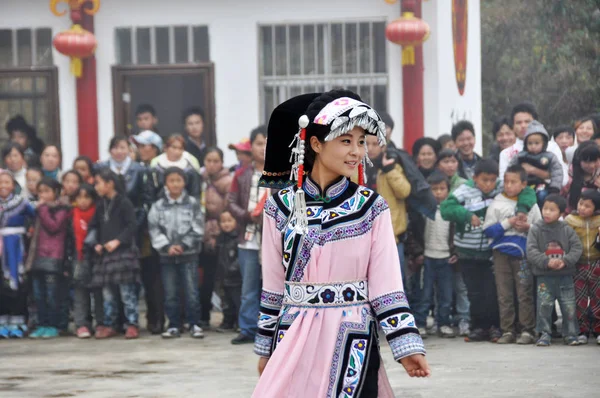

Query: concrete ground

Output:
[1, 320, 598, 398]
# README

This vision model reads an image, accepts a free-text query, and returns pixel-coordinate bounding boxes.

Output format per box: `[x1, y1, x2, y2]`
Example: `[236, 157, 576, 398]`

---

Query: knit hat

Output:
[524, 120, 549, 149]
[260, 90, 386, 233]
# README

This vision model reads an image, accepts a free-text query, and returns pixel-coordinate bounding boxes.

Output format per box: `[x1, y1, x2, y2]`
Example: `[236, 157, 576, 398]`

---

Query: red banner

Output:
[452, 0, 468, 96]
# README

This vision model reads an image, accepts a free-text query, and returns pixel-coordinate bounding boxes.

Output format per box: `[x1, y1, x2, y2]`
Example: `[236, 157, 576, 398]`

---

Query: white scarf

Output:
[109, 156, 132, 175]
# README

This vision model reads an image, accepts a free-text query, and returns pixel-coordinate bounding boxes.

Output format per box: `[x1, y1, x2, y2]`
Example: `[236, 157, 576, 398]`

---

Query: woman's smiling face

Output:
[312, 127, 366, 179]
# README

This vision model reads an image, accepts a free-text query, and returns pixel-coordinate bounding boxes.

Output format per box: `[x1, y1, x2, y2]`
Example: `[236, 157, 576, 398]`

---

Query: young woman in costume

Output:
[253, 90, 429, 397]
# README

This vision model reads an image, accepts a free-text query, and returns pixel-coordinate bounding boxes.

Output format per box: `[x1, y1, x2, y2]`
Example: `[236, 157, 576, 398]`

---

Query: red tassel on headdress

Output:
[297, 127, 306, 188]
[358, 163, 365, 186]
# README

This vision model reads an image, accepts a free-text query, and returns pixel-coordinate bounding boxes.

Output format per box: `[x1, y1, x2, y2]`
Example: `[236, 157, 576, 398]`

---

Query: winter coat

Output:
[149, 155, 202, 200]
[376, 162, 411, 242]
[565, 213, 600, 264]
[217, 230, 241, 287]
[184, 135, 208, 167]
[527, 220, 582, 276]
[227, 165, 260, 245]
[86, 194, 137, 249]
[148, 191, 204, 265]
[202, 168, 233, 254]
[30, 203, 73, 274]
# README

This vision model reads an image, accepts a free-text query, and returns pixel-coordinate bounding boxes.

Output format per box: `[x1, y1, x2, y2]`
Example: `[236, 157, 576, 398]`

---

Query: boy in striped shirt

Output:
[440, 159, 504, 343]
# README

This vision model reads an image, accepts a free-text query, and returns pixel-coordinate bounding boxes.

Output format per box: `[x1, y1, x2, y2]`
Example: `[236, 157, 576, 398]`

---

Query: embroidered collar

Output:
[303, 175, 348, 202]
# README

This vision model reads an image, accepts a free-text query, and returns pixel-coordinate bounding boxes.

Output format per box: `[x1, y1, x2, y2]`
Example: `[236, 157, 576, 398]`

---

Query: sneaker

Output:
[426, 320, 438, 336]
[125, 325, 139, 339]
[596, 335, 600, 345]
[578, 334, 589, 345]
[465, 328, 488, 342]
[42, 327, 59, 339]
[95, 327, 118, 339]
[489, 327, 502, 343]
[417, 327, 428, 339]
[76, 326, 92, 339]
[9, 325, 26, 338]
[564, 336, 580, 346]
[516, 331, 535, 345]
[536, 332, 551, 347]
[439, 325, 456, 338]
[231, 333, 254, 345]
[190, 325, 205, 339]
[215, 323, 235, 333]
[29, 327, 46, 339]
[161, 328, 181, 339]
[0, 325, 10, 338]
[497, 332, 516, 344]
[458, 319, 470, 337]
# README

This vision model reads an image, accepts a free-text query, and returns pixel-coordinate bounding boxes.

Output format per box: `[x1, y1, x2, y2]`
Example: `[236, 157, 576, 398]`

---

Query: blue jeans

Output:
[103, 283, 139, 328]
[415, 257, 454, 328]
[32, 273, 60, 328]
[161, 262, 201, 328]
[238, 248, 261, 338]
[454, 270, 471, 324]
[536, 275, 578, 337]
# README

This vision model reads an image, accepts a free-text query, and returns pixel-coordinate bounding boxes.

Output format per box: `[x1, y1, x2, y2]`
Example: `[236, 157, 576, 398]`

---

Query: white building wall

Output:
[1, 0, 404, 166]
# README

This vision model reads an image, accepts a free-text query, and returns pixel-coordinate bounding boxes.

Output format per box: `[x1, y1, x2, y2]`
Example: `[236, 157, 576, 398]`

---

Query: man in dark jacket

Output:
[183, 107, 208, 166]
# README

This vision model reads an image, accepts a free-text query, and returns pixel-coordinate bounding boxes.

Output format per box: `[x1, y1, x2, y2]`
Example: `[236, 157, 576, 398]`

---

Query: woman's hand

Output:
[94, 244, 103, 255]
[258, 357, 269, 376]
[104, 239, 121, 253]
[399, 354, 431, 378]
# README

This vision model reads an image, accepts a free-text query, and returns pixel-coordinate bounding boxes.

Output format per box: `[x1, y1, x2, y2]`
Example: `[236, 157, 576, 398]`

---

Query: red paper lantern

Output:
[385, 12, 430, 65]
[53, 24, 97, 77]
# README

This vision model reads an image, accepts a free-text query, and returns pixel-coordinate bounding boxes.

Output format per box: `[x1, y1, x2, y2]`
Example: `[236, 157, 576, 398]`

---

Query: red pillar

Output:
[74, 11, 99, 161]
[401, 0, 425, 154]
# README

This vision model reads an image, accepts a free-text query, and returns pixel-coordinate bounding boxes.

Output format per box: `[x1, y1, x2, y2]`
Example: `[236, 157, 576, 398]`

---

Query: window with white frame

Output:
[115, 26, 210, 65]
[258, 21, 388, 123]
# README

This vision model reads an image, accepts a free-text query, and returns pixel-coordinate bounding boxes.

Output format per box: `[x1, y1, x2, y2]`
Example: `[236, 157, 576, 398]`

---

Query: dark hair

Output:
[96, 168, 125, 195]
[544, 194, 566, 214]
[451, 120, 475, 141]
[78, 183, 98, 202]
[62, 169, 83, 184]
[473, 158, 499, 177]
[510, 102, 538, 126]
[437, 134, 453, 148]
[41, 144, 62, 168]
[579, 189, 600, 211]
[37, 176, 62, 198]
[205, 146, 224, 162]
[2, 142, 25, 161]
[492, 116, 512, 138]
[412, 137, 441, 158]
[220, 209, 234, 220]
[166, 134, 186, 148]
[569, 141, 600, 209]
[437, 148, 459, 162]
[552, 125, 575, 140]
[427, 170, 449, 188]
[505, 164, 527, 182]
[5, 115, 45, 154]
[135, 103, 156, 117]
[109, 136, 129, 151]
[73, 155, 95, 176]
[182, 107, 205, 123]
[249, 125, 268, 144]
[378, 111, 394, 131]
[164, 166, 187, 182]
[26, 167, 43, 177]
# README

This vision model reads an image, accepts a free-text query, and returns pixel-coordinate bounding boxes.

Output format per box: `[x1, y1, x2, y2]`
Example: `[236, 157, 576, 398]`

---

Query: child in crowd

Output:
[73, 156, 95, 185]
[414, 172, 457, 338]
[437, 134, 456, 152]
[148, 167, 204, 339]
[509, 121, 563, 205]
[215, 210, 242, 332]
[436, 149, 466, 192]
[88, 169, 140, 340]
[28, 178, 72, 339]
[483, 165, 540, 344]
[441, 159, 503, 342]
[40, 145, 62, 181]
[0, 170, 35, 338]
[527, 194, 582, 346]
[72, 184, 103, 339]
[565, 190, 600, 345]
[26, 167, 43, 204]
[61, 170, 83, 205]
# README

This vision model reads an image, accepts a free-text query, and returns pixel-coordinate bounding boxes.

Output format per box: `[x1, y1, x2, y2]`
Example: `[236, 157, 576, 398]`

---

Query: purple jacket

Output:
[36, 204, 71, 260]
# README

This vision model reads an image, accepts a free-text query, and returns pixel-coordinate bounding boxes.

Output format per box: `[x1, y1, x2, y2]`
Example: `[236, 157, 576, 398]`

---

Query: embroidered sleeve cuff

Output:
[389, 332, 426, 361]
[254, 334, 274, 358]
[255, 289, 284, 357]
